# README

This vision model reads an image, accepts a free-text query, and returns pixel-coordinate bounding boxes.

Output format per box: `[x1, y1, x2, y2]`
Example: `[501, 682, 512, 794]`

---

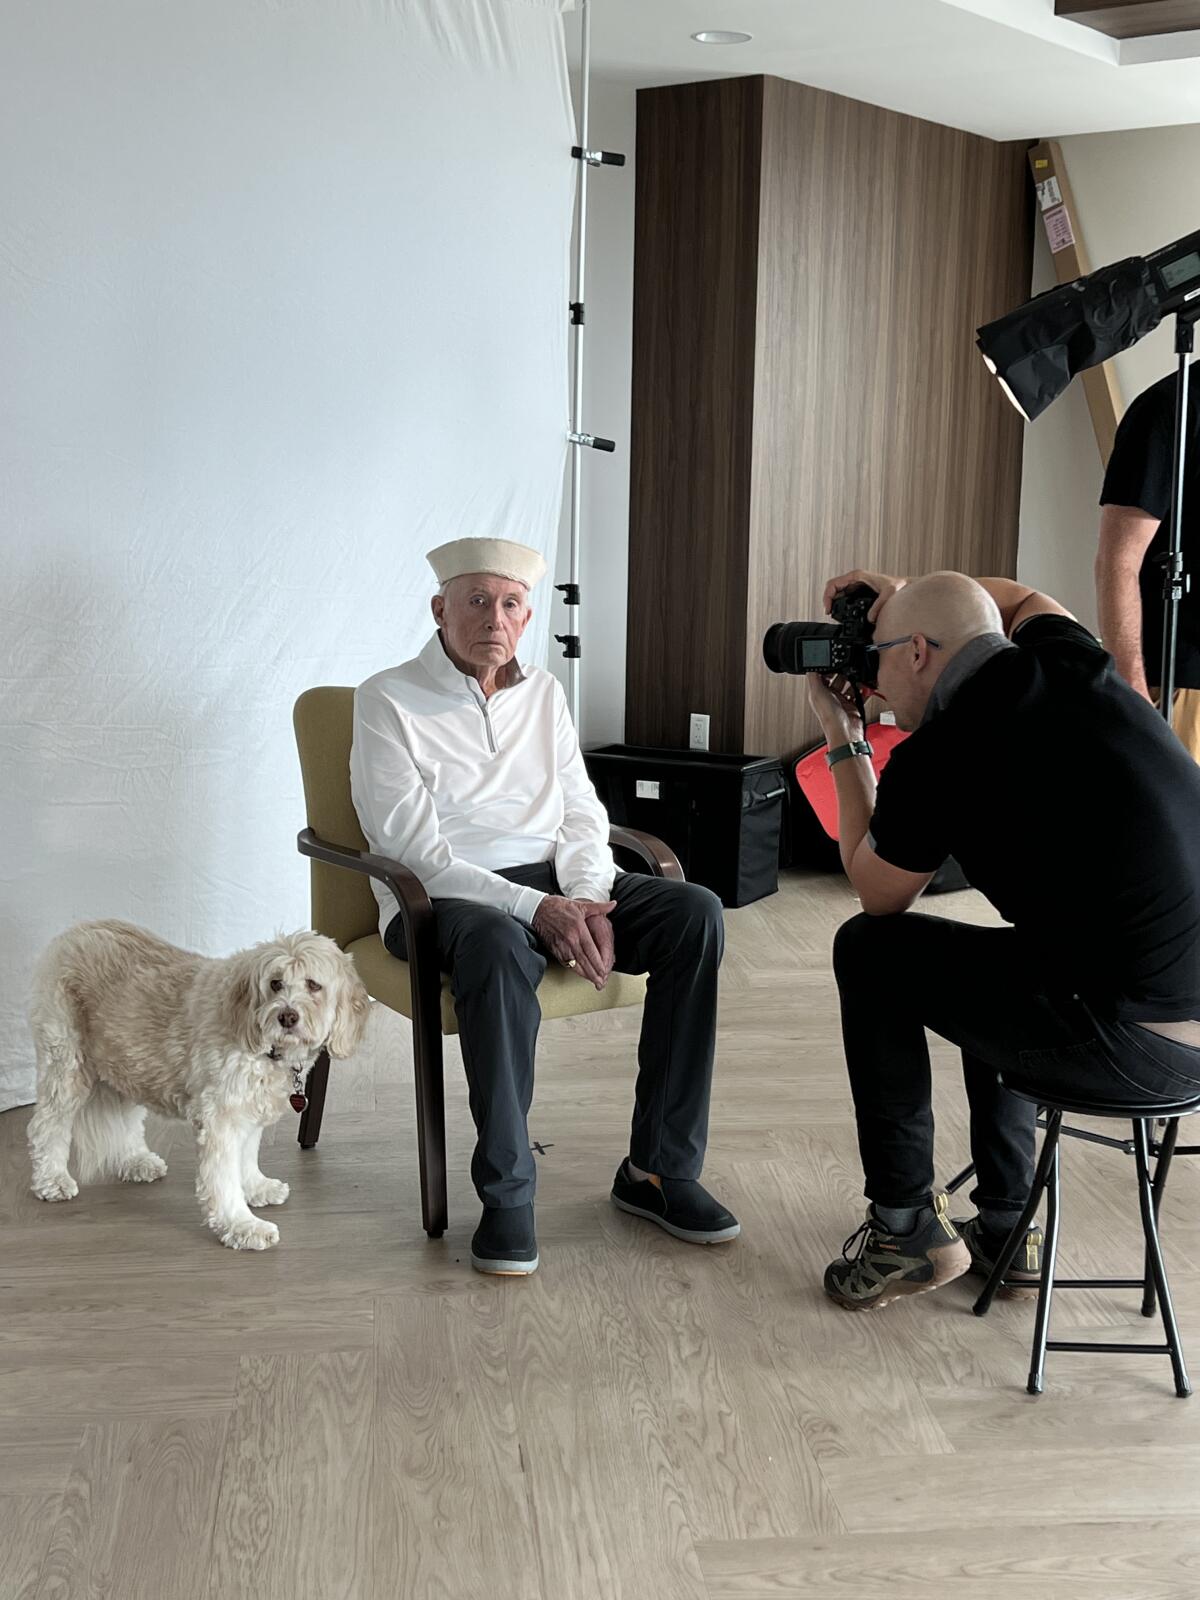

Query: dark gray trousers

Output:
[384, 866, 724, 1209]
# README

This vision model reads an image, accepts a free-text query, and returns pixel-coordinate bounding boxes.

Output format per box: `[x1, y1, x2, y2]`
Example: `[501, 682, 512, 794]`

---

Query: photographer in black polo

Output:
[809, 567, 1200, 1312]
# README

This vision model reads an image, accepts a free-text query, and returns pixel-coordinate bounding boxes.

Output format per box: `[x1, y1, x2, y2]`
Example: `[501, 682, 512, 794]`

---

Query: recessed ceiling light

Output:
[692, 30, 753, 45]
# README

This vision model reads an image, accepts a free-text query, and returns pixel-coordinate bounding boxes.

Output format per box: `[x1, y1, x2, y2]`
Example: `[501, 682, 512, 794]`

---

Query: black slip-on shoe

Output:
[470, 1203, 539, 1276]
[610, 1159, 741, 1243]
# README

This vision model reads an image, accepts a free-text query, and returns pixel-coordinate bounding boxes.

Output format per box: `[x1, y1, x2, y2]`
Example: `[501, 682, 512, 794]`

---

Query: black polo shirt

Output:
[868, 614, 1200, 1022]
[1100, 362, 1200, 689]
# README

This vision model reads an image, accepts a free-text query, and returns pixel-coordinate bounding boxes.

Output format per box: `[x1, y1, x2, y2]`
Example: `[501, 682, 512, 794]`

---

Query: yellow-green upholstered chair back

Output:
[293, 687, 377, 951]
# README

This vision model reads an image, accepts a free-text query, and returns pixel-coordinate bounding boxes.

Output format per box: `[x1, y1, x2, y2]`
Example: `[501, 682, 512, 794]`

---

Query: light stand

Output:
[1158, 309, 1199, 724]
[977, 226, 1200, 734]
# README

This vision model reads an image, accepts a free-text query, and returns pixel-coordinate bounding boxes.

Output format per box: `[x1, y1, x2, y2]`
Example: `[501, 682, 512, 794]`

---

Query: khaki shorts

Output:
[1152, 687, 1200, 762]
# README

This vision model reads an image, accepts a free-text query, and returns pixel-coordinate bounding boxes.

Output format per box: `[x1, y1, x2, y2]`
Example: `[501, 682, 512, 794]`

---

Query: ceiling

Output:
[570, 0, 1200, 139]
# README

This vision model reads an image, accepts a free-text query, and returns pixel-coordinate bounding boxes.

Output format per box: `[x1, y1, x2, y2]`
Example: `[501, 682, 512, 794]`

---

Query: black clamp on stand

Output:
[555, 583, 580, 660]
[569, 429, 616, 453]
[572, 145, 626, 168]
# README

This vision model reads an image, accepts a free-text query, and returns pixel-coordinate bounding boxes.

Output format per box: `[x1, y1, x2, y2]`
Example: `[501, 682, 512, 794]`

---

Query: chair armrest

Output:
[296, 828, 439, 977]
[608, 826, 684, 881]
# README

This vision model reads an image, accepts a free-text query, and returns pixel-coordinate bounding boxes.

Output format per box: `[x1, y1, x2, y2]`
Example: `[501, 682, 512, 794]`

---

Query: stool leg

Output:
[1141, 1117, 1180, 1319]
[1133, 1119, 1191, 1398]
[944, 1159, 976, 1197]
[1027, 1125, 1062, 1396]
[974, 1109, 1061, 1318]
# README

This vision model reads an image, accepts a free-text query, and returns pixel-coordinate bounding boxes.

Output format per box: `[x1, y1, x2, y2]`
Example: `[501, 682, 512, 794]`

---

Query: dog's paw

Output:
[217, 1216, 280, 1251]
[244, 1177, 289, 1207]
[32, 1173, 79, 1202]
[118, 1153, 168, 1184]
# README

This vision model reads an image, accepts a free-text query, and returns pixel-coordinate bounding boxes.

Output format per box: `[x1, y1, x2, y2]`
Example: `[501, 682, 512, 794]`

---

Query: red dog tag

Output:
[290, 1093, 307, 1113]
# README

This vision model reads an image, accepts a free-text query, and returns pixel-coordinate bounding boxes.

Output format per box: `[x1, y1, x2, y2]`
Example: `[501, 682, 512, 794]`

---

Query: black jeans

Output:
[834, 911, 1200, 1213]
[385, 864, 724, 1209]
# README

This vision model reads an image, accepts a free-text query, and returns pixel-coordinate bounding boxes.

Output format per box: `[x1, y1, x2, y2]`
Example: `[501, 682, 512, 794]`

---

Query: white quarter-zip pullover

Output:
[350, 632, 616, 936]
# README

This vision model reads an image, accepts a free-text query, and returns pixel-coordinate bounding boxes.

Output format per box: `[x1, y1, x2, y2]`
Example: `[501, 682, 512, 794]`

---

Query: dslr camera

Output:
[762, 583, 880, 686]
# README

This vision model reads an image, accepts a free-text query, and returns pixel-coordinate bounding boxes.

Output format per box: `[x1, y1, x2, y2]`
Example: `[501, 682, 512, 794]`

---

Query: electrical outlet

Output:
[689, 713, 710, 751]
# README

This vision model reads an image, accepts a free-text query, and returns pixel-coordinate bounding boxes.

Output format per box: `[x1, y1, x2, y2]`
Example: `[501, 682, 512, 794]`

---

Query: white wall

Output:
[553, 79, 638, 744]
[1018, 123, 1200, 627]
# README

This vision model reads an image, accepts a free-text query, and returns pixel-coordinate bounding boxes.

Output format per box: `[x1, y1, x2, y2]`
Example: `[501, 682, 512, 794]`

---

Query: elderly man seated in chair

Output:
[350, 537, 739, 1275]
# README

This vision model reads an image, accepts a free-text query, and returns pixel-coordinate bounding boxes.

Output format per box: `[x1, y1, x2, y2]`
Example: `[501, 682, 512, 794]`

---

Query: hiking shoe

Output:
[470, 1203, 538, 1276]
[955, 1215, 1043, 1300]
[824, 1193, 970, 1312]
[610, 1160, 741, 1243]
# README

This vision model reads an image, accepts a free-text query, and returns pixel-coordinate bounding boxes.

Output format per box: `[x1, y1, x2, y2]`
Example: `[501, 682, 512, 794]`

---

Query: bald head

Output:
[875, 572, 1003, 653]
[867, 571, 1005, 729]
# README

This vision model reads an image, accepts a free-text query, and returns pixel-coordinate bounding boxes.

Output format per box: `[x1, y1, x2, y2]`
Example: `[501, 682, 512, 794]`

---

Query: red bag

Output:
[792, 723, 910, 842]
[789, 724, 968, 893]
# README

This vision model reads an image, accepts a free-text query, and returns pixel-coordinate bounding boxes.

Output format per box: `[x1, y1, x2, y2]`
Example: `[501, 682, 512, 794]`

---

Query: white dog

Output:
[28, 920, 369, 1250]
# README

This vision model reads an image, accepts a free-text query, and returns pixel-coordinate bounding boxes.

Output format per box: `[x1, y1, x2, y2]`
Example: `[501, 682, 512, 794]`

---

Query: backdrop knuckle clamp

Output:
[571, 144, 625, 168]
[568, 429, 616, 453]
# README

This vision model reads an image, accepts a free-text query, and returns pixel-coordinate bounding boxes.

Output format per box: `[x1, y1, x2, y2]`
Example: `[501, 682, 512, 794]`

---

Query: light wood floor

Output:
[5, 871, 1200, 1599]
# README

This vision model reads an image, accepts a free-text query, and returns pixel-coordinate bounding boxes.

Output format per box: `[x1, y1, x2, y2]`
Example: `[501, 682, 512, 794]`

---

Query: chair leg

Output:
[1142, 1116, 1180, 1319]
[1133, 1119, 1191, 1398]
[945, 1159, 976, 1197]
[974, 1109, 1061, 1318]
[1027, 1127, 1062, 1396]
[412, 1014, 448, 1239]
[297, 1048, 330, 1149]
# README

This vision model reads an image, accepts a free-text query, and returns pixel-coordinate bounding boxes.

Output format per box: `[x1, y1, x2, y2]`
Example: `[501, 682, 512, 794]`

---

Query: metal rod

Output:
[974, 1109, 1060, 1319]
[944, 1159, 974, 1195]
[1057, 1123, 1135, 1152]
[1044, 1278, 1149, 1290]
[1143, 1115, 1179, 1318]
[566, 0, 591, 730]
[1134, 1117, 1192, 1396]
[1159, 316, 1194, 724]
[1047, 1342, 1173, 1355]
[1027, 1122, 1062, 1395]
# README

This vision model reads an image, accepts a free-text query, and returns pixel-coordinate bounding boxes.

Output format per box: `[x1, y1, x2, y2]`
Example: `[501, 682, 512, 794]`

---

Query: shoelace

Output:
[840, 1217, 877, 1262]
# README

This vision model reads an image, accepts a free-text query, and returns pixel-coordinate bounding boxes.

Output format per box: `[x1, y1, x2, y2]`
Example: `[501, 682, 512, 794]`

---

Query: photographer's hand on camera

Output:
[531, 895, 617, 989]
[824, 569, 907, 624]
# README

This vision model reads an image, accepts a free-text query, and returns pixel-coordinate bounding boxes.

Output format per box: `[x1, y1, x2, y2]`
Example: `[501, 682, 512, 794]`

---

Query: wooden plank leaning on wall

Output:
[1028, 138, 1122, 466]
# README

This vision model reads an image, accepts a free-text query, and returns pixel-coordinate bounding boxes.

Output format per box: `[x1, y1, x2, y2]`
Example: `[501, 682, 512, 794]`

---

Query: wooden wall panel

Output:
[624, 75, 1033, 758]
[625, 79, 764, 751]
[743, 79, 1033, 756]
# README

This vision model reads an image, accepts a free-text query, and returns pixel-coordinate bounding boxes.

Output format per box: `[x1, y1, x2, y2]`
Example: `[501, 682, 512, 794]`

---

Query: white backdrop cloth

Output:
[0, 0, 575, 1112]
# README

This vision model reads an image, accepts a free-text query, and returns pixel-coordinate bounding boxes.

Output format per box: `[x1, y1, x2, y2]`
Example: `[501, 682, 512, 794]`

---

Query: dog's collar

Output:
[264, 1040, 327, 1063]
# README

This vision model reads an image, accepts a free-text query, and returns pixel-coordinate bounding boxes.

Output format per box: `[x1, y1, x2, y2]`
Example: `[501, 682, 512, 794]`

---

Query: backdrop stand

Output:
[558, 0, 623, 728]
